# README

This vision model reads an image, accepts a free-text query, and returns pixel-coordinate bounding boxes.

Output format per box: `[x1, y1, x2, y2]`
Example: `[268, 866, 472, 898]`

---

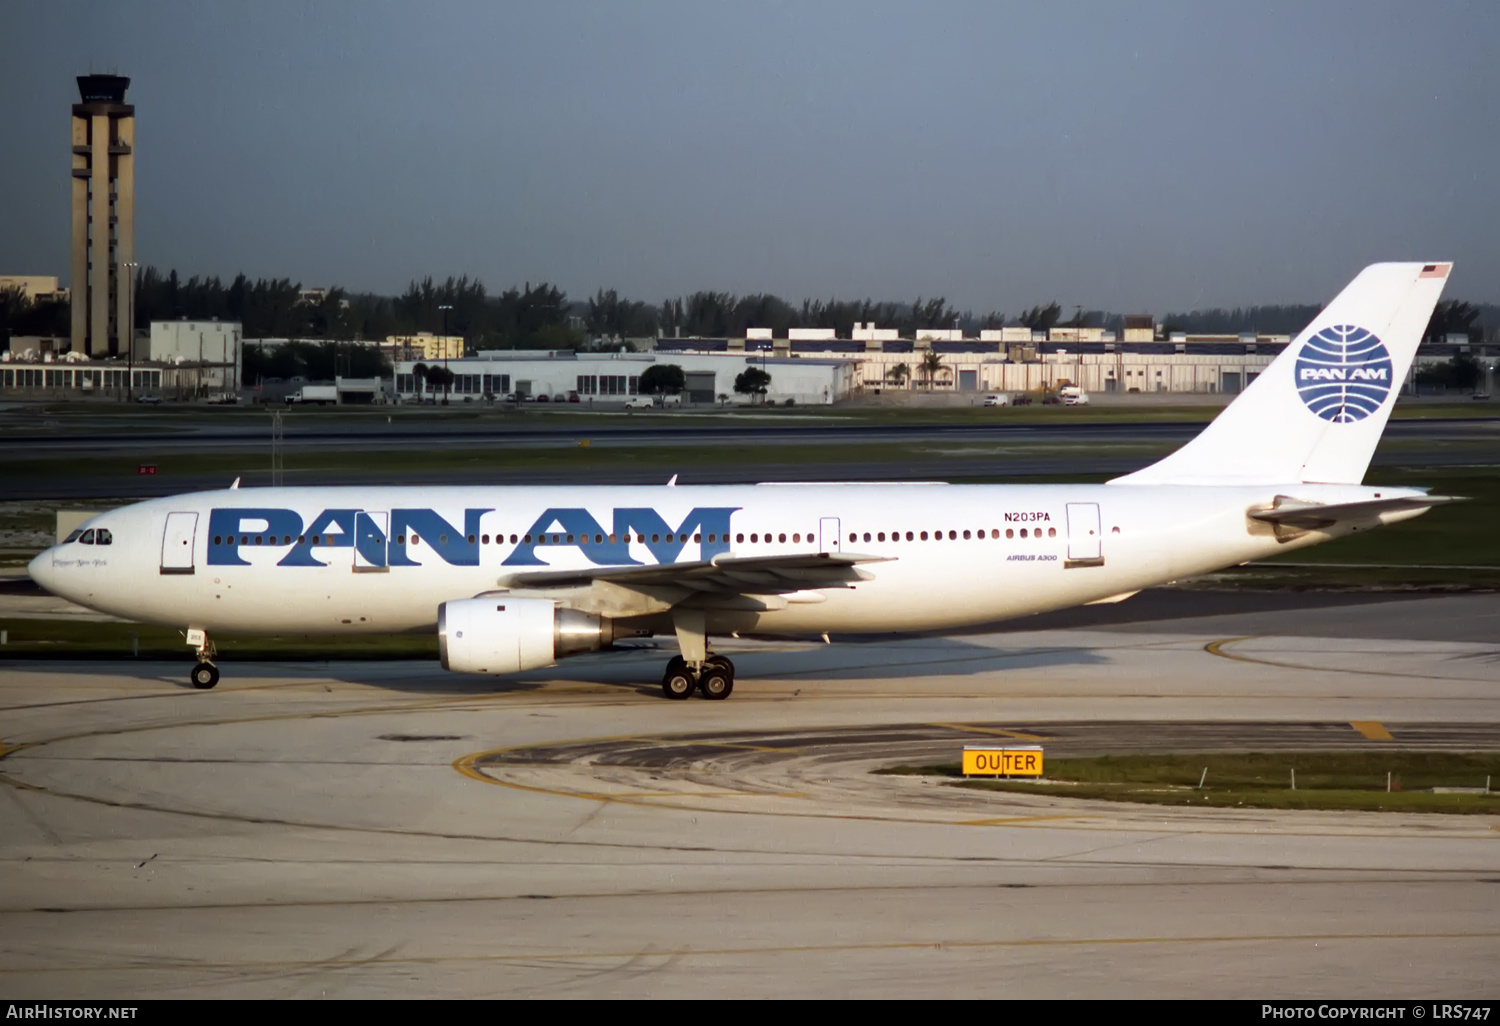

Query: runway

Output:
[3, 412, 1496, 499]
[2, 593, 1498, 997]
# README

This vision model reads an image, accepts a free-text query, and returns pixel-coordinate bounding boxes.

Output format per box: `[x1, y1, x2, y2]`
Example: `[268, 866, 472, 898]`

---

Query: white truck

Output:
[286, 384, 338, 406]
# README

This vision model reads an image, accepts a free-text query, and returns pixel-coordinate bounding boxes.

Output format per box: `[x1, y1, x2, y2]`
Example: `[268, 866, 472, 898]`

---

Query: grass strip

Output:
[0, 617, 437, 662]
[877, 751, 1500, 813]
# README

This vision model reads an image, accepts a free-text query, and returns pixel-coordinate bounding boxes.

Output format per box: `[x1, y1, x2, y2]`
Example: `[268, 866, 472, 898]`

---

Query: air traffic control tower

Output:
[70, 75, 135, 358]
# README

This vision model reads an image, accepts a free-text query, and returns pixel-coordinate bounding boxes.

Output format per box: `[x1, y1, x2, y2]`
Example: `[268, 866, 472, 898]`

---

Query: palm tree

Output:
[887, 363, 911, 389]
[412, 362, 429, 400]
[920, 350, 945, 390]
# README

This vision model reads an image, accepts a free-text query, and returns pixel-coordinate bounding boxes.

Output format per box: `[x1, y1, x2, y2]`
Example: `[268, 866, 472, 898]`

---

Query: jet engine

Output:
[438, 597, 614, 675]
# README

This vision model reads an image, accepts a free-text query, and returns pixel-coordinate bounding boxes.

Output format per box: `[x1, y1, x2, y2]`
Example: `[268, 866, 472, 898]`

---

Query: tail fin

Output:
[1111, 262, 1451, 486]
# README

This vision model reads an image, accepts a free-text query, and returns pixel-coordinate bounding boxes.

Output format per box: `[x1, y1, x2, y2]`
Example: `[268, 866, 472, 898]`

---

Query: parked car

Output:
[552, 394, 567, 403]
[567, 392, 581, 403]
[1062, 393, 1091, 406]
[1011, 394, 1034, 406]
[623, 396, 654, 409]
[982, 393, 1010, 407]
[205, 392, 238, 405]
[534, 394, 549, 403]
[134, 393, 163, 405]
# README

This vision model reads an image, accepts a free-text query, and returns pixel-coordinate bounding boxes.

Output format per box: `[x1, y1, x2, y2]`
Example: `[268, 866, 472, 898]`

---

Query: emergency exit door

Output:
[819, 517, 842, 554]
[1064, 503, 1104, 568]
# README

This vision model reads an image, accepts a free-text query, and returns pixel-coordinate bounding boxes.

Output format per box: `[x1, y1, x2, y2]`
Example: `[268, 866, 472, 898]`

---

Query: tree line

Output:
[4, 269, 1496, 353]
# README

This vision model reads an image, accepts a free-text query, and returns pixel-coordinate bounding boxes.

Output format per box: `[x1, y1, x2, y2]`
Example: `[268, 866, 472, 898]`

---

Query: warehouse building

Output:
[656, 326, 1294, 395]
[393, 350, 858, 405]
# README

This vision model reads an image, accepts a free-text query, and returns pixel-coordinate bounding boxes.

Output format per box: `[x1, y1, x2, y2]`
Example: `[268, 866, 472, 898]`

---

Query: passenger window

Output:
[610, 533, 618, 544]
[299, 535, 307, 544]
[949, 530, 957, 540]
[651, 533, 660, 543]
[254, 536, 263, 546]
[962, 530, 971, 540]
[991, 529, 999, 539]
[283, 535, 292, 545]
[467, 534, 476, 544]
[877, 532, 885, 542]
[1048, 527, 1056, 538]
[1020, 528, 1028, 539]
[920, 531, 928, 541]
[566, 534, 575, 544]
[213, 535, 222, 545]
[596, 534, 605, 544]
[778, 533, 786, 543]
[736, 533, 744, 543]
[750, 533, 758, 543]
[481, 534, 490, 544]
[80, 529, 95, 544]
[96, 529, 112, 545]
[694, 533, 702, 542]
[524, 534, 532, 543]
[905, 531, 913, 541]
[1112, 526, 1121, 534]
[440, 534, 449, 545]
[400, 535, 408, 546]
[792, 533, 800, 543]
[1006, 529, 1014, 539]
[863, 532, 871, 542]
[510, 534, 518, 544]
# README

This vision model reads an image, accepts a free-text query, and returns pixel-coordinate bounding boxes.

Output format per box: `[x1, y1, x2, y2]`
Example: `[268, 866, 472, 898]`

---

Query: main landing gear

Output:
[661, 654, 734, 701]
[661, 610, 733, 700]
[186, 628, 220, 690]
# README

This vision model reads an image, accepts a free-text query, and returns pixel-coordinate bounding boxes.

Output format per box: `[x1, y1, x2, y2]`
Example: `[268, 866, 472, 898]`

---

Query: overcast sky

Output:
[2, 0, 1496, 313]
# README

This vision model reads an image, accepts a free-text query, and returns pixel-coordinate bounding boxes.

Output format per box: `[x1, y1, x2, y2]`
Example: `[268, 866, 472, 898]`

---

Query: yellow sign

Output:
[962, 745, 1043, 777]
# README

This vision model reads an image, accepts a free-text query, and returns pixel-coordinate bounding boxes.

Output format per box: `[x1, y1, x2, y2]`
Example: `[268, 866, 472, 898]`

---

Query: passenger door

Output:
[160, 512, 198, 575]
[354, 511, 389, 572]
[1064, 503, 1104, 568]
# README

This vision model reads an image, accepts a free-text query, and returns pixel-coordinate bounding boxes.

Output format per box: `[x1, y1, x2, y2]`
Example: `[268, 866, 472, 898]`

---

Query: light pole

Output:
[438, 303, 453, 405]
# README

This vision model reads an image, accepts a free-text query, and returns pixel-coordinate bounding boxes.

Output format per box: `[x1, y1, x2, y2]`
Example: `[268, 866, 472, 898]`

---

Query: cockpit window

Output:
[64, 529, 84, 543]
[79, 529, 95, 544]
[95, 528, 113, 546]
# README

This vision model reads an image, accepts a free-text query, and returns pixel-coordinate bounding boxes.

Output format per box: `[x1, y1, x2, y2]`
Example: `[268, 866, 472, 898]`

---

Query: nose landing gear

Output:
[186, 627, 219, 690]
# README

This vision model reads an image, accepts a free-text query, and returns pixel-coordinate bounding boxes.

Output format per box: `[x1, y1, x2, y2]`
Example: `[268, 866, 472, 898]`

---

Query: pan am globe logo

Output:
[1294, 324, 1393, 423]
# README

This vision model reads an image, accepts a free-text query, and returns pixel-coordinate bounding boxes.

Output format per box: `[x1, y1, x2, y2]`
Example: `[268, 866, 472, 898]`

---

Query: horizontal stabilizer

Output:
[1248, 494, 1464, 530]
[503, 550, 894, 593]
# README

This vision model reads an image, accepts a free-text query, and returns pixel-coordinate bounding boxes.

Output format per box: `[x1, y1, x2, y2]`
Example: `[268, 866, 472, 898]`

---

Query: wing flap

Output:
[502, 550, 893, 592]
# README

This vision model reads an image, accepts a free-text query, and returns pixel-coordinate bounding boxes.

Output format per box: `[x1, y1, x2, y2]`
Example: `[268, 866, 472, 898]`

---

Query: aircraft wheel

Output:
[698, 669, 733, 700]
[661, 657, 695, 700]
[190, 662, 220, 690]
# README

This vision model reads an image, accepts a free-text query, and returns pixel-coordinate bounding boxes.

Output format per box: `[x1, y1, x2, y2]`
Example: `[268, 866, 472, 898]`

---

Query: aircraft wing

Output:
[1248, 494, 1464, 530]
[502, 551, 893, 593]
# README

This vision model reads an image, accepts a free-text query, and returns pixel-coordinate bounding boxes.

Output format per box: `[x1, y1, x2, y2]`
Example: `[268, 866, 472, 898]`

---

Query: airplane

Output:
[28, 262, 1459, 699]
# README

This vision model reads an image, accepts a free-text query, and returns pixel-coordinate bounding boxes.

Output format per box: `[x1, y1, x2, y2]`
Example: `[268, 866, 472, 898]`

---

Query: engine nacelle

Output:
[438, 597, 613, 675]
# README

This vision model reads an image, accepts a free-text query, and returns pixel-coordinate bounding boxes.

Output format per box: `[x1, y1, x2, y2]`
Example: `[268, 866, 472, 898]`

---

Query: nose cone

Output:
[27, 548, 57, 595]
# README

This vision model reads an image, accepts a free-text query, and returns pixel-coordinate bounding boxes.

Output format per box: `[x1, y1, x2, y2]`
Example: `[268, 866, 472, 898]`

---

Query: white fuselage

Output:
[29, 480, 1425, 638]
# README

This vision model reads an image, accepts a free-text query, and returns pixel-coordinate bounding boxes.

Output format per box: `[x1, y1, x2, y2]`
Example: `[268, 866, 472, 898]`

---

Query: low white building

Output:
[148, 320, 243, 391]
[393, 351, 859, 406]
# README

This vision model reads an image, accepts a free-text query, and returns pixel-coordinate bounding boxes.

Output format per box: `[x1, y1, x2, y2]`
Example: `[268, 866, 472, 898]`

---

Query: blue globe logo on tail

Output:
[1294, 325, 1393, 423]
